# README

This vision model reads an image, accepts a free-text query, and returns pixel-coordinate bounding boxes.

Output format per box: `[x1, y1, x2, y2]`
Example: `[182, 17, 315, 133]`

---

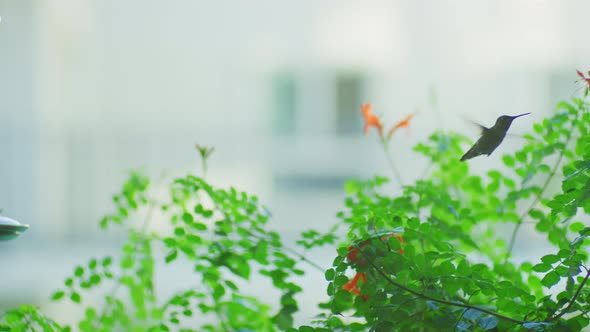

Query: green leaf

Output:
[557, 249, 571, 259]
[102, 256, 113, 267]
[298, 327, 316, 332]
[570, 221, 585, 233]
[457, 260, 471, 276]
[541, 271, 561, 288]
[212, 284, 225, 300]
[163, 237, 177, 247]
[325, 269, 335, 281]
[51, 291, 65, 300]
[74, 266, 85, 277]
[375, 321, 394, 331]
[70, 292, 81, 303]
[488, 170, 502, 180]
[387, 235, 402, 251]
[273, 311, 294, 330]
[529, 209, 544, 220]
[539, 164, 551, 173]
[502, 155, 515, 167]
[90, 274, 101, 285]
[515, 151, 527, 163]
[580, 227, 590, 236]
[165, 249, 178, 263]
[225, 280, 238, 291]
[182, 212, 194, 223]
[520, 262, 533, 273]
[439, 261, 455, 275]
[486, 180, 500, 193]
[336, 247, 348, 257]
[540, 254, 560, 265]
[174, 227, 185, 236]
[186, 234, 202, 244]
[192, 222, 207, 231]
[120, 257, 134, 269]
[503, 177, 516, 189]
[532, 263, 552, 272]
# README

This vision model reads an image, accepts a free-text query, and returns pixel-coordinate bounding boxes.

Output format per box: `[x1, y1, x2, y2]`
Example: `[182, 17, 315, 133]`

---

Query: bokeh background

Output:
[1, 0, 590, 327]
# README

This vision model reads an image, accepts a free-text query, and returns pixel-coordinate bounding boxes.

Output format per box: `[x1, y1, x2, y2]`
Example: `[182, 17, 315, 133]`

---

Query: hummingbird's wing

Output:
[460, 115, 491, 135]
[470, 120, 491, 135]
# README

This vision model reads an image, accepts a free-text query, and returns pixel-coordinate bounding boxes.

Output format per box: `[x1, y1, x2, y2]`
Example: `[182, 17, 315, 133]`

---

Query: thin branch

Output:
[418, 162, 434, 183]
[202, 158, 208, 179]
[95, 192, 158, 328]
[382, 140, 405, 187]
[281, 245, 325, 272]
[505, 114, 579, 262]
[547, 268, 590, 322]
[355, 245, 525, 325]
[383, 144, 404, 186]
[247, 229, 326, 272]
[454, 293, 476, 332]
[504, 173, 555, 262]
[94, 283, 121, 329]
[208, 288, 230, 332]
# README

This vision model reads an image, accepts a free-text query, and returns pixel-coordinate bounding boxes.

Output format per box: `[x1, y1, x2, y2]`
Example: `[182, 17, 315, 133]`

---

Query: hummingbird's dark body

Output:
[460, 113, 530, 161]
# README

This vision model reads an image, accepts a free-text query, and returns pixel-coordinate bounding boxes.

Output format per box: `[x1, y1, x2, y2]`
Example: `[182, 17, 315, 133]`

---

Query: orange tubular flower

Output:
[343, 233, 403, 299]
[342, 272, 367, 297]
[387, 111, 418, 140]
[361, 103, 383, 137]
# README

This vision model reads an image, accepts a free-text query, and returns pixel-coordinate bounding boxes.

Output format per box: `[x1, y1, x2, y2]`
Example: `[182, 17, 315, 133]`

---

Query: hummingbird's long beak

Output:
[511, 112, 531, 119]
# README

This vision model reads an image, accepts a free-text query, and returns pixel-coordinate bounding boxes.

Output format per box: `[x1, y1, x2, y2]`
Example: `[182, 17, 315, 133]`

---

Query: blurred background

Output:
[1, 0, 589, 327]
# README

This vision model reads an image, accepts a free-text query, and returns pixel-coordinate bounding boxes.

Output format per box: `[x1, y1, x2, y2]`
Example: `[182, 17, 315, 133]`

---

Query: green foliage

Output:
[0, 305, 67, 332]
[2, 77, 590, 331]
[3, 170, 310, 331]
[310, 97, 590, 331]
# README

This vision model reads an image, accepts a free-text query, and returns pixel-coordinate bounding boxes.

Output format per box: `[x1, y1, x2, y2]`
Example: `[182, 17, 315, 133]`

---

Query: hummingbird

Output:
[460, 113, 531, 161]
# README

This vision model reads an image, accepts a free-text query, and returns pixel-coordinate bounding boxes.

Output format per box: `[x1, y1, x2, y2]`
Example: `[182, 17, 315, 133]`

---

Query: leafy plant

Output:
[2, 71, 590, 331]
[289, 80, 590, 331]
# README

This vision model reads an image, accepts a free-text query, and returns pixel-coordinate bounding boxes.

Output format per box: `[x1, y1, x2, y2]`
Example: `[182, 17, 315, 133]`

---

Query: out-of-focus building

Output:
[1, 0, 589, 326]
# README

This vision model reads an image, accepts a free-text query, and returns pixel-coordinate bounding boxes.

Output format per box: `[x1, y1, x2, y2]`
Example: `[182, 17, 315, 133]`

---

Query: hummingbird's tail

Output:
[460, 146, 477, 161]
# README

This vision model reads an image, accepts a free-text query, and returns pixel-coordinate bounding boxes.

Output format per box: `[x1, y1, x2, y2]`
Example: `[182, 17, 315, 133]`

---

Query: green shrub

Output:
[2, 74, 590, 332]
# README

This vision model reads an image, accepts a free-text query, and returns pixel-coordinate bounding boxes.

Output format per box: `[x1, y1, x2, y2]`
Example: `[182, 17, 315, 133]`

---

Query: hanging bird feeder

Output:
[0, 215, 29, 241]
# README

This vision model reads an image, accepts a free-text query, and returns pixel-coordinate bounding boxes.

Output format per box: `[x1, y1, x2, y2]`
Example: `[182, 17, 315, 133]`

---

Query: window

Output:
[335, 73, 364, 135]
[271, 72, 297, 136]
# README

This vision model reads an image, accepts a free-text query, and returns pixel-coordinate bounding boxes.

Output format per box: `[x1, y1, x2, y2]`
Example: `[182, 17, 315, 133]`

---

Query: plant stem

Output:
[382, 140, 404, 187]
[504, 114, 579, 263]
[281, 245, 325, 272]
[418, 162, 433, 182]
[202, 158, 208, 179]
[95, 197, 157, 328]
[504, 172, 555, 263]
[246, 229, 325, 272]
[547, 268, 590, 322]
[209, 289, 230, 331]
